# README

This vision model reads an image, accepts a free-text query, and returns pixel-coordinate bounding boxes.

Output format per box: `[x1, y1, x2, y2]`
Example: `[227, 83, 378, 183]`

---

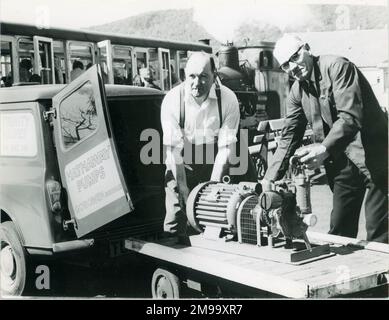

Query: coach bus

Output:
[0, 21, 212, 90]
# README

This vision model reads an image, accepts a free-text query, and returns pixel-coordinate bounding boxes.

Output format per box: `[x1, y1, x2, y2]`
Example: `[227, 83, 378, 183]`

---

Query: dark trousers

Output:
[164, 143, 218, 236]
[164, 163, 214, 236]
[325, 155, 388, 243]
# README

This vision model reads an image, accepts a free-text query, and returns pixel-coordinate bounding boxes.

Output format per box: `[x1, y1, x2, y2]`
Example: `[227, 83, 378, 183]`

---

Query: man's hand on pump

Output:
[294, 143, 329, 170]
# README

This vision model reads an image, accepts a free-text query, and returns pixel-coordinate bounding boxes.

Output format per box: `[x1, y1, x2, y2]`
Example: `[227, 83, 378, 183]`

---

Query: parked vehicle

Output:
[0, 65, 166, 295]
[0, 21, 211, 90]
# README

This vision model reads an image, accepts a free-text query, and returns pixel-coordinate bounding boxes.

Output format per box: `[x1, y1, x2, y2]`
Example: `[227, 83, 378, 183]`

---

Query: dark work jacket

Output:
[265, 55, 388, 186]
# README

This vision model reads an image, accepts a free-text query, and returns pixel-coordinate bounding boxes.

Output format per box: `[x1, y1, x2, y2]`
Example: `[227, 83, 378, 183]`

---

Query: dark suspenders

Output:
[215, 84, 222, 128]
[179, 83, 222, 129]
[179, 84, 185, 129]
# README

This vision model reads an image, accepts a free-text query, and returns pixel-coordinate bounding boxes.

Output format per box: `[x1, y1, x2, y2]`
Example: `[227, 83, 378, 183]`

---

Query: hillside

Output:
[89, 9, 221, 47]
[89, 5, 388, 48]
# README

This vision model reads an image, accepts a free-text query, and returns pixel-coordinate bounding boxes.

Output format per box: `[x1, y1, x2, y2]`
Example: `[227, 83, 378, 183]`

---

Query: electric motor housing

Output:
[186, 182, 262, 238]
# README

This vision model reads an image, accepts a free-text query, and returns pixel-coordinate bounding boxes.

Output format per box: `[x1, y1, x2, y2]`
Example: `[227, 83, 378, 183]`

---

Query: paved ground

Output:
[310, 182, 367, 240]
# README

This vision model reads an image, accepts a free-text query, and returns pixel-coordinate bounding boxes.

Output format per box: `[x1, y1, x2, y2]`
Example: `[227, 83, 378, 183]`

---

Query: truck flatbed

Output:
[125, 231, 389, 298]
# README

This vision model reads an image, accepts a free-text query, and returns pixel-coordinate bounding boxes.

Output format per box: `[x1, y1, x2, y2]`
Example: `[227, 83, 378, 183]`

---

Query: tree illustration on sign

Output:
[60, 83, 98, 147]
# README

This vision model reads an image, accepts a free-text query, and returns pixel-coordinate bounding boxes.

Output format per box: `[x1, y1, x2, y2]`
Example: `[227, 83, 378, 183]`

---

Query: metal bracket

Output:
[203, 226, 222, 240]
[63, 218, 77, 231]
[377, 272, 388, 285]
[43, 108, 57, 121]
[185, 279, 202, 292]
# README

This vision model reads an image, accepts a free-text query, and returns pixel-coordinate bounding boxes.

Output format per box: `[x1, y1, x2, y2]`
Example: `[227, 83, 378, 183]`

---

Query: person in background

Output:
[262, 34, 388, 243]
[1, 72, 13, 87]
[29, 74, 41, 83]
[139, 67, 161, 90]
[70, 60, 85, 81]
[19, 59, 33, 82]
[54, 57, 64, 84]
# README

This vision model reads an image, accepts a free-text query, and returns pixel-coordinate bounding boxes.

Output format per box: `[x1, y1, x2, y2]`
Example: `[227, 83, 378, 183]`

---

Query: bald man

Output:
[263, 35, 388, 243]
[161, 52, 240, 242]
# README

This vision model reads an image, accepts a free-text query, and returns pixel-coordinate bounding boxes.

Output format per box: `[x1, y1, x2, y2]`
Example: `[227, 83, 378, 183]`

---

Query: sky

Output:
[1, 0, 387, 41]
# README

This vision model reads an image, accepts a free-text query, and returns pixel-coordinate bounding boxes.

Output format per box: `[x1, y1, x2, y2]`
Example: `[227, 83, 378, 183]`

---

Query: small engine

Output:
[186, 182, 263, 240]
[186, 158, 317, 250]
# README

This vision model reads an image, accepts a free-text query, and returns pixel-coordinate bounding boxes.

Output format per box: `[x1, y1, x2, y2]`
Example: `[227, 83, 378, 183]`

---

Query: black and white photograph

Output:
[0, 0, 388, 304]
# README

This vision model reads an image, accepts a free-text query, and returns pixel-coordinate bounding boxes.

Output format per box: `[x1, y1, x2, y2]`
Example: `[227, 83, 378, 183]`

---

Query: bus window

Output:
[1, 40, 14, 87]
[147, 49, 161, 89]
[178, 51, 188, 81]
[66, 41, 94, 81]
[159, 49, 171, 91]
[33, 36, 55, 84]
[113, 60, 132, 85]
[97, 40, 114, 84]
[112, 45, 133, 85]
[17, 38, 35, 83]
[113, 45, 132, 58]
[133, 49, 149, 86]
[136, 51, 147, 69]
[169, 50, 180, 87]
[54, 40, 66, 84]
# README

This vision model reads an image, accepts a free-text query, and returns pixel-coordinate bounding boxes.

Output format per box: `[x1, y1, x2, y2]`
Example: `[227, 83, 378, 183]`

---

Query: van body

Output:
[0, 66, 166, 295]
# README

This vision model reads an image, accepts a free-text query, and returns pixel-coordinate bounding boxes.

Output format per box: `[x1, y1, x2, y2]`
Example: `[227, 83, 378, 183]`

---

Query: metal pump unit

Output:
[186, 157, 318, 251]
[186, 181, 263, 240]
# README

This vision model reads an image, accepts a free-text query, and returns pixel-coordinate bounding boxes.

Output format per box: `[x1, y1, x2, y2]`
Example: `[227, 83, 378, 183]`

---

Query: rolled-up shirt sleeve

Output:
[217, 88, 240, 148]
[160, 89, 184, 150]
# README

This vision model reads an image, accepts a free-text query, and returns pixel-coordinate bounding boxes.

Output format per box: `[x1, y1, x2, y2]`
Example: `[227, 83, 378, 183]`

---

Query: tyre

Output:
[0, 221, 28, 296]
[151, 268, 180, 298]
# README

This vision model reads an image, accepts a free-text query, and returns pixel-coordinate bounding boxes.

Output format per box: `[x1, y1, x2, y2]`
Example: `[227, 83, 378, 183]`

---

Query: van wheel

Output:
[0, 221, 27, 296]
[151, 268, 180, 298]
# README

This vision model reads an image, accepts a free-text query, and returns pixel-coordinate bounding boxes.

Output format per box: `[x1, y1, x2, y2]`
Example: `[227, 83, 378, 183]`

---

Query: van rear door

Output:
[52, 65, 133, 237]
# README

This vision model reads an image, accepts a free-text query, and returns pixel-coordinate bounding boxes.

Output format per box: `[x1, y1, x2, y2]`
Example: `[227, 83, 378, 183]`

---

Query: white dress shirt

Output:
[161, 83, 240, 151]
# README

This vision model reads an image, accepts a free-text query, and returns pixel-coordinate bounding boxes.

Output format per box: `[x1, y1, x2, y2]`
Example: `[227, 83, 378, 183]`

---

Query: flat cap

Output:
[274, 34, 305, 66]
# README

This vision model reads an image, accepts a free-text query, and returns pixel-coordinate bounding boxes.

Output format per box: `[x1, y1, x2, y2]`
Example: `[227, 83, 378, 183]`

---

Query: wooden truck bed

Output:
[125, 231, 389, 298]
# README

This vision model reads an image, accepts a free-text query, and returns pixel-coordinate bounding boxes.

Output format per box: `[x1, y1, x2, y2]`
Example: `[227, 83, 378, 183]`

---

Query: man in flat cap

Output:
[263, 34, 388, 243]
